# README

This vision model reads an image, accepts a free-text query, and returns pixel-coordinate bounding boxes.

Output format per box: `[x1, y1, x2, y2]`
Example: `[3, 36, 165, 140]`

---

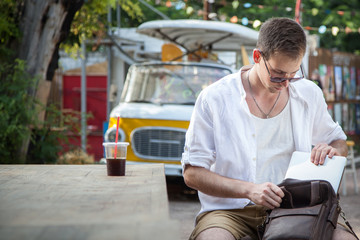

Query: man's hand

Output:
[184, 165, 284, 209]
[247, 182, 284, 209]
[311, 140, 347, 165]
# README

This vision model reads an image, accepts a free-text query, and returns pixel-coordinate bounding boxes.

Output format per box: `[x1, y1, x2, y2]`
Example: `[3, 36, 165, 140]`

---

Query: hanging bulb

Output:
[331, 26, 339, 36]
[230, 16, 238, 23]
[345, 26, 352, 34]
[318, 25, 327, 34]
[243, 3, 252, 8]
[241, 17, 249, 26]
[232, 0, 239, 9]
[186, 6, 194, 15]
[253, 20, 261, 28]
[311, 8, 319, 16]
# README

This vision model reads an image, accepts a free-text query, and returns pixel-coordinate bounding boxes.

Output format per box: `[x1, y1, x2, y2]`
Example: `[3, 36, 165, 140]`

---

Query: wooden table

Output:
[0, 164, 180, 240]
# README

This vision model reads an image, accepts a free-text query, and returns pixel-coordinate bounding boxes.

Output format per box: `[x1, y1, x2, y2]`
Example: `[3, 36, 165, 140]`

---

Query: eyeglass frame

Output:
[259, 50, 304, 83]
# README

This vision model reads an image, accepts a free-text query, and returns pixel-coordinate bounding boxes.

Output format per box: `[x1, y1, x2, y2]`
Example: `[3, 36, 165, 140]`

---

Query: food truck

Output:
[104, 19, 258, 176]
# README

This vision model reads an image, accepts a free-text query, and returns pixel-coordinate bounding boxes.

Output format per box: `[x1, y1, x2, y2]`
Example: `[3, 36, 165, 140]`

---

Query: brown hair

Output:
[256, 17, 306, 60]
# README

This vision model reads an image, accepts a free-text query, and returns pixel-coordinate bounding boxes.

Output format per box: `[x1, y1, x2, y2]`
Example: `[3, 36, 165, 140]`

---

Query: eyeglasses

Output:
[259, 51, 304, 83]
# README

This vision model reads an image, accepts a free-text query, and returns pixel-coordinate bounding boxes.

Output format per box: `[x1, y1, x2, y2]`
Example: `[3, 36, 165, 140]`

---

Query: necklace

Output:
[246, 70, 281, 119]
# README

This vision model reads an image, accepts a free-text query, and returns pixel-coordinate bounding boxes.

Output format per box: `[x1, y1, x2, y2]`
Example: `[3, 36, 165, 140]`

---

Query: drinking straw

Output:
[114, 116, 120, 158]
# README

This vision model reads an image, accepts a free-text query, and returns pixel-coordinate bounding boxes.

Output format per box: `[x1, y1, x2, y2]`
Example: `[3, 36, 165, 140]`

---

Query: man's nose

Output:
[281, 80, 289, 88]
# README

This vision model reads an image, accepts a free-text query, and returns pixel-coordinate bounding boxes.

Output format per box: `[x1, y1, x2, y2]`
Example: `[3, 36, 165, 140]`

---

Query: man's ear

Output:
[253, 49, 261, 63]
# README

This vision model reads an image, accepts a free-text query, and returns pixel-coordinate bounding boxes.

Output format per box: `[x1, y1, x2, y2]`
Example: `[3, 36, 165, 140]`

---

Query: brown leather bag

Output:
[258, 178, 340, 240]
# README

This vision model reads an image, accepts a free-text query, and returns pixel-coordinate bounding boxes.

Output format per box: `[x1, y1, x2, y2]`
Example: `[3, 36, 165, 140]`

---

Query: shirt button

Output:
[252, 134, 255, 138]
[252, 157, 256, 161]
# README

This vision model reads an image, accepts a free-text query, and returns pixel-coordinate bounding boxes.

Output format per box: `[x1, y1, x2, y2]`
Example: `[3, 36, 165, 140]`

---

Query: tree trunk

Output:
[18, 0, 84, 162]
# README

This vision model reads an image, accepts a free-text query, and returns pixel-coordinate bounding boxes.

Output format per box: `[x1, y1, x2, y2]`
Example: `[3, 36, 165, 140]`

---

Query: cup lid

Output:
[102, 142, 129, 147]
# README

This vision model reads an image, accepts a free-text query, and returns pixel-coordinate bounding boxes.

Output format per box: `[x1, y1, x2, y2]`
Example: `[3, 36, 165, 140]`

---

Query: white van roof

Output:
[136, 19, 258, 52]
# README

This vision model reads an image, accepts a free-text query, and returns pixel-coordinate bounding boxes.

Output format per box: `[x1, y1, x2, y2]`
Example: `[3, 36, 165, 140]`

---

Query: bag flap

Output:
[269, 204, 323, 218]
[278, 178, 335, 208]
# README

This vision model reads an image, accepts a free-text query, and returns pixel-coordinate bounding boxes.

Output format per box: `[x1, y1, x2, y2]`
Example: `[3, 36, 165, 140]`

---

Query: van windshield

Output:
[121, 64, 232, 105]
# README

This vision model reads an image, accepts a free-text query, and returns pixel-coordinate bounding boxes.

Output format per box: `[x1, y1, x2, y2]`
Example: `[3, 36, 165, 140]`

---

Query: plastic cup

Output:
[102, 142, 129, 176]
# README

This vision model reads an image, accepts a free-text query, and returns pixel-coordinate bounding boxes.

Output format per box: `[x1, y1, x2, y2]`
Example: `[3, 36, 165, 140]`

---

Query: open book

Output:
[284, 151, 347, 193]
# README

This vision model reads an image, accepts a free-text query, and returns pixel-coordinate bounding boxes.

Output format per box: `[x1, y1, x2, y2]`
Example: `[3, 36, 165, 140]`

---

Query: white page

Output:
[284, 151, 347, 193]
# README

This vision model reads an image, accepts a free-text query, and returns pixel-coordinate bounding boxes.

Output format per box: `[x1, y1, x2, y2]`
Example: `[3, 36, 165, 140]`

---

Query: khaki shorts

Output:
[189, 205, 267, 240]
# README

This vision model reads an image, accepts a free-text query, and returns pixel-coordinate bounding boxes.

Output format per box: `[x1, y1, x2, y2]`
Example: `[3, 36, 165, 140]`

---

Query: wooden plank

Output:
[0, 164, 180, 240]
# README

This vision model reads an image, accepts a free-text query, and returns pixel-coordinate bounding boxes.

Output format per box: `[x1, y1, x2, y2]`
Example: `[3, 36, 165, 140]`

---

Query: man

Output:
[181, 18, 354, 240]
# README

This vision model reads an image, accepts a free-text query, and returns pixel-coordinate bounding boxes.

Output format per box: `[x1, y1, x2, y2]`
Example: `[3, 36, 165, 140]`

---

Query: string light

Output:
[230, 16, 238, 23]
[163, 1, 359, 19]
[253, 20, 261, 28]
[175, 1, 185, 10]
[311, 8, 319, 16]
[332, 26, 340, 36]
[232, 0, 239, 9]
[345, 26, 352, 34]
[186, 6, 193, 15]
[243, 3, 252, 8]
[319, 25, 327, 34]
[241, 17, 249, 26]
[161, 1, 359, 35]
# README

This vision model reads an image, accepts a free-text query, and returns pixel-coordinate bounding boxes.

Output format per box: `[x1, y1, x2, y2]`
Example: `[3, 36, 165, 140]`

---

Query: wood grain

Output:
[0, 164, 179, 240]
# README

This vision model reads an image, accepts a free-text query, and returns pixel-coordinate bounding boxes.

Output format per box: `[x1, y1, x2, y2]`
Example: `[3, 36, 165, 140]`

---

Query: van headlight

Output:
[104, 126, 125, 142]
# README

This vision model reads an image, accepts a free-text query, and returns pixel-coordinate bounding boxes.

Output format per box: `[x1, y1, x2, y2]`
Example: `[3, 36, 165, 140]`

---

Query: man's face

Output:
[258, 51, 304, 93]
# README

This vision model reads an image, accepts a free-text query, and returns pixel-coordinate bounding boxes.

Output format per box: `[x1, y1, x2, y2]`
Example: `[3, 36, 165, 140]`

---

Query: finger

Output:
[258, 198, 275, 209]
[264, 194, 281, 209]
[310, 146, 318, 163]
[311, 144, 324, 164]
[252, 193, 274, 209]
[271, 184, 285, 198]
[256, 193, 279, 209]
[327, 147, 338, 158]
[264, 185, 283, 206]
[313, 148, 322, 165]
[253, 184, 281, 209]
[319, 148, 330, 165]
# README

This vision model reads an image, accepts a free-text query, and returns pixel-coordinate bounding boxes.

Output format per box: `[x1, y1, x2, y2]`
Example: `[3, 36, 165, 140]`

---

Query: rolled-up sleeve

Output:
[181, 91, 216, 172]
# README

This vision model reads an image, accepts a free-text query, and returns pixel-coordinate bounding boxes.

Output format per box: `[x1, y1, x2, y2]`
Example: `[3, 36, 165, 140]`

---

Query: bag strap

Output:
[310, 181, 321, 206]
[339, 210, 359, 240]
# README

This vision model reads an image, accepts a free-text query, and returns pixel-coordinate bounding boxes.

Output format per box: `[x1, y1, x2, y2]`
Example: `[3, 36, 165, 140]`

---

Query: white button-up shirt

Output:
[181, 67, 347, 215]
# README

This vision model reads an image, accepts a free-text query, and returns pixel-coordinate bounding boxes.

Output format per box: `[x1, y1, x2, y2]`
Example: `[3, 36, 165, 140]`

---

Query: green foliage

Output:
[61, 0, 144, 56]
[0, 60, 37, 163]
[0, 59, 85, 164]
[27, 127, 64, 164]
[0, 0, 22, 62]
[26, 104, 83, 164]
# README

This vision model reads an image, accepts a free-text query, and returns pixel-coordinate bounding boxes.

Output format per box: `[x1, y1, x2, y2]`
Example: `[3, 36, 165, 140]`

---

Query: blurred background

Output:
[1, 0, 359, 166]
